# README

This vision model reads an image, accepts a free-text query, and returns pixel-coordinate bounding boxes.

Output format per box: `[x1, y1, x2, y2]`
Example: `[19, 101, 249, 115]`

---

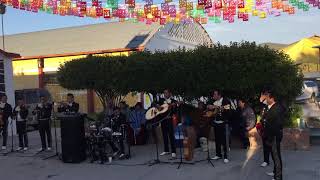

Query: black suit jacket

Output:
[208, 98, 232, 124]
[13, 105, 28, 119]
[0, 103, 13, 121]
[264, 103, 283, 143]
[33, 103, 52, 119]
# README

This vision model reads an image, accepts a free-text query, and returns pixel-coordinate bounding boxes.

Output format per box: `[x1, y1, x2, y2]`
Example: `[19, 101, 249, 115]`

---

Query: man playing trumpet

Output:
[57, 93, 79, 113]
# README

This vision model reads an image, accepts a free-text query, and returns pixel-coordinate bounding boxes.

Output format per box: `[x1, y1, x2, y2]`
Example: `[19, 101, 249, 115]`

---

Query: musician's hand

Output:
[207, 105, 214, 110]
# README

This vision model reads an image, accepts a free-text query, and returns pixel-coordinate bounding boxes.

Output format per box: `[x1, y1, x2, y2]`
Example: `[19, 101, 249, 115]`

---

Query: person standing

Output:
[119, 101, 130, 122]
[33, 96, 53, 151]
[238, 98, 256, 149]
[259, 93, 271, 167]
[0, 94, 13, 150]
[208, 90, 231, 163]
[260, 89, 283, 180]
[13, 98, 29, 151]
[157, 89, 177, 158]
[57, 93, 79, 113]
[110, 107, 127, 159]
[129, 102, 147, 145]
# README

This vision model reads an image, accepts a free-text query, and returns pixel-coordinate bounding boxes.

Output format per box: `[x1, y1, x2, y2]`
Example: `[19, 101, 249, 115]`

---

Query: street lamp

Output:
[313, 45, 320, 72]
[0, 3, 6, 50]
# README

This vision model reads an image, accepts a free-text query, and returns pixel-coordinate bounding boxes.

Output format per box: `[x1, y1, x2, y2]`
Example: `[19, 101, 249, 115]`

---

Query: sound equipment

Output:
[58, 113, 86, 163]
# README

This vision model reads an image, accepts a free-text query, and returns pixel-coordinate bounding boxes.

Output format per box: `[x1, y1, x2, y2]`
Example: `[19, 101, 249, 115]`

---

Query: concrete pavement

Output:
[0, 129, 319, 180]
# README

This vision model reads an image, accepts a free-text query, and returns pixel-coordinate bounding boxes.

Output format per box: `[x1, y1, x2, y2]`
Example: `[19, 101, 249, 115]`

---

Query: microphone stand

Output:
[148, 114, 172, 166]
[176, 124, 194, 169]
[43, 102, 60, 160]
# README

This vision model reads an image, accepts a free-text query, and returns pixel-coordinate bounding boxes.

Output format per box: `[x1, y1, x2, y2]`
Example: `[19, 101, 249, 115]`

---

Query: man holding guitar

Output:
[207, 90, 231, 163]
[156, 89, 177, 158]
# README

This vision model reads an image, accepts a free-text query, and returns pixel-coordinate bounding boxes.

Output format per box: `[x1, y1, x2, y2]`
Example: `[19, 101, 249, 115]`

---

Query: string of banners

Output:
[1, 0, 319, 24]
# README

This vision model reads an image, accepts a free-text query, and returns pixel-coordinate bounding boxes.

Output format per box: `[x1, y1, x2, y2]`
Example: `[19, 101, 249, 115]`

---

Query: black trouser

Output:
[263, 135, 282, 164]
[214, 123, 228, 159]
[17, 121, 28, 148]
[161, 118, 176, 153]
[270, 137, 282, 180]
[2, 119, 8, 147]
[263, 138, 270, 164]
[39, 120, 52, 149]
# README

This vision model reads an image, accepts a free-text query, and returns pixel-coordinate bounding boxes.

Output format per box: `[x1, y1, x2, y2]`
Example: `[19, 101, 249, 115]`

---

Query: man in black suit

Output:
[33, 96, 53, 151]
[157, 89, 177, 158]
[208, 90, 231, 163]
[0, 94, 13, 150]
[260, 89, 283, 180]
[58, 93, 80, 113]
[13, 98, 29, 151]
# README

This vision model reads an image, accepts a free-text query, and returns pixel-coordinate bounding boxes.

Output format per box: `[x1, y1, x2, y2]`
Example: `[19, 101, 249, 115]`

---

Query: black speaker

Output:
[58, 113, 86, 163]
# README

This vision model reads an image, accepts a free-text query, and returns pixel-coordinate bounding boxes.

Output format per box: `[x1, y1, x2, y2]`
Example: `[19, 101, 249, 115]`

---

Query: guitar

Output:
[203, 104, 231, 118]
[145, 104, 170, 120]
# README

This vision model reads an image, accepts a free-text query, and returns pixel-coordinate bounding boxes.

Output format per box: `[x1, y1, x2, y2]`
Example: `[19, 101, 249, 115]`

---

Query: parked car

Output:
[296, 80, 319, 103]
[15, 88, 52, 131]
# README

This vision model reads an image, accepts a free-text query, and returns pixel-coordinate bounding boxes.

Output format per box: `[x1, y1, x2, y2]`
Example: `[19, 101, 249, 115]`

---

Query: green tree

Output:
[57, 42, 303, 116]
[57, 55, 128, 110]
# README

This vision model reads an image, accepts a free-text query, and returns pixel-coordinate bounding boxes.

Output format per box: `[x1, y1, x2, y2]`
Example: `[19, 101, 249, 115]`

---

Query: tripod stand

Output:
[43, 104, 60, 160]
[148, 115, 172, 166]
[195, 135, 214, 167]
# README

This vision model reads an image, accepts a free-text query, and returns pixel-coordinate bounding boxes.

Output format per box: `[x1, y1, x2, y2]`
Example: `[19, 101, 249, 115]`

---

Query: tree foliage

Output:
[57, 42, 303, 110]
[57, 55, 128, 109]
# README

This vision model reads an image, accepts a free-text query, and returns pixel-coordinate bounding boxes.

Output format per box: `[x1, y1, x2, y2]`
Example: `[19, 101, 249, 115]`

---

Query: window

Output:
[0, 62, 3, 70]
[305, 81, 317, 88]
[0, 74, 4, 83]
[0, 83, 5, 93]
[24, 90, 39, 104]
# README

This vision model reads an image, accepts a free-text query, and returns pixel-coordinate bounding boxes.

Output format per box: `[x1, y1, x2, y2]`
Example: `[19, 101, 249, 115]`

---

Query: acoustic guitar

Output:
[145, 103, 170, 120]
[203, 104, 231, 118]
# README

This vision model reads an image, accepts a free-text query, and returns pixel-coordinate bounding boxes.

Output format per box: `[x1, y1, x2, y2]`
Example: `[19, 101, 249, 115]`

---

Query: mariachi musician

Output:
[0, 94, 13, 150]
[207, 90, 231, 163]
[33, 95, 53, 151]
[13, 98, 29, 151]
[57, 93, 79, 113]
[259, 93, 271, 168]
[156, 89, 177, 158]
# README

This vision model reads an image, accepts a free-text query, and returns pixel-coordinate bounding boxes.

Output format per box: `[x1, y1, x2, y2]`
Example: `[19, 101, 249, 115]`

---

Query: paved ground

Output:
[0, 128, 319, 180]
[0, 102, 319, 180]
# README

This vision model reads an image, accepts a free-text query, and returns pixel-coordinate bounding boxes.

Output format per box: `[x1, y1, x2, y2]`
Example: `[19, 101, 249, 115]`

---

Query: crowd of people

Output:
[0, 87, 284, 180]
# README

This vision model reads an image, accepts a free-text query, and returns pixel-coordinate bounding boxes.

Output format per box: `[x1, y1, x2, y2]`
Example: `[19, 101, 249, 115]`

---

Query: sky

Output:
[3, 6, 320, 45]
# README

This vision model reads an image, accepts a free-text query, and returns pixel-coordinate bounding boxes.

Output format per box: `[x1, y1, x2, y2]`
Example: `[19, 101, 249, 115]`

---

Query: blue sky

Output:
[3, 6, 320, 45]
